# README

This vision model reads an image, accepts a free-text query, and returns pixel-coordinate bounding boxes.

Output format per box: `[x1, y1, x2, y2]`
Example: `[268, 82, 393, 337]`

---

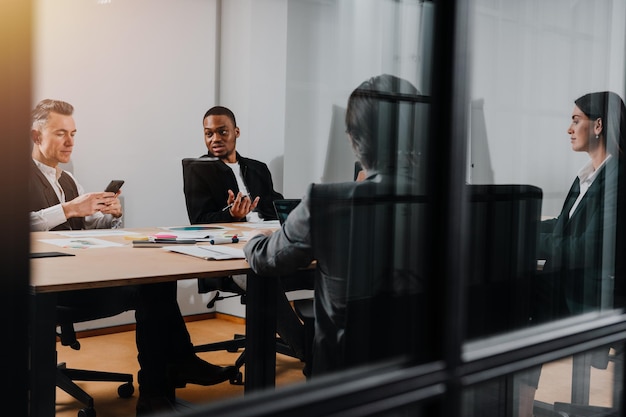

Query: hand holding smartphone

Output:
[104, 180, 125, 194]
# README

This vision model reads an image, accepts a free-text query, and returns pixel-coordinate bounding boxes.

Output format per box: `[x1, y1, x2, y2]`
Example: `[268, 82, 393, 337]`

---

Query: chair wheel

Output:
[78, 407, 96, 417]
[230, 371, 244, 385]
[117, 382, 134, 398]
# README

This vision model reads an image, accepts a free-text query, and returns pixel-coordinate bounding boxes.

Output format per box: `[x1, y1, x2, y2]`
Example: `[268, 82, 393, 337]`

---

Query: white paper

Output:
[52, 230, 137, 237]
[38, 238, 125, 249]
[163, 245, 245, 260]
[240, 220, 280, 229]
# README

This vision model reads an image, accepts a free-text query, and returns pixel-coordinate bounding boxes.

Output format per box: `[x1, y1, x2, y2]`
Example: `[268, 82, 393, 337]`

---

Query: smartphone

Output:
[104, 180, 125, 194]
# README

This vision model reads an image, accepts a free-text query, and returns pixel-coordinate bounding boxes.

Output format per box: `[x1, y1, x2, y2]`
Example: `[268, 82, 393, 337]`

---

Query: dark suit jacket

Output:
[538, 157, 618, 316]
[244, 173, 429, 375]
[183, 152, 283, 224]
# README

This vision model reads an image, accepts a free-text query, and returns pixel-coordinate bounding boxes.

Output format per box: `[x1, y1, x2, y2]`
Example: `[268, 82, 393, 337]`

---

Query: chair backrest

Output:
[307, 181, 542, 371]
[309, 178, 430, 372]
[182, 157, 220, 223]
[465, 184, 543, 339]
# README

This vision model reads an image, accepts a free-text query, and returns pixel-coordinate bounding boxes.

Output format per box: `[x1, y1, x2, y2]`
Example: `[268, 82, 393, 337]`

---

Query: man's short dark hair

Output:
[203, 106, 237, 127]
[345, 74, 420, 172]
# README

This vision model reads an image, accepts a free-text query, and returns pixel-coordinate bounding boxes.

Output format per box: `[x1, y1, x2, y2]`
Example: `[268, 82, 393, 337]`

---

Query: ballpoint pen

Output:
[221, 195, 250, 211]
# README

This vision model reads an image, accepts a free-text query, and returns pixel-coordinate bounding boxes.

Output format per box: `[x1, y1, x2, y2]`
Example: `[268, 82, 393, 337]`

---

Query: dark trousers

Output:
[57, 282, 194, 396]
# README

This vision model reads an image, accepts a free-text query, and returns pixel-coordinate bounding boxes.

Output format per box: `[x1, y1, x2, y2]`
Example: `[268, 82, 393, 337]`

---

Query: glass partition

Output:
[464, 0, 626, 340]
[463, 341, 625, 417]
[32, 0, 626, 416]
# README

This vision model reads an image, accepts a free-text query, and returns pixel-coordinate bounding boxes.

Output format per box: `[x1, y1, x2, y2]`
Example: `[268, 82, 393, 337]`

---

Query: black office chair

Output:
[194, 273, 314, 384]
[465, 184, 543, 339]
[56, 305, 134, 417]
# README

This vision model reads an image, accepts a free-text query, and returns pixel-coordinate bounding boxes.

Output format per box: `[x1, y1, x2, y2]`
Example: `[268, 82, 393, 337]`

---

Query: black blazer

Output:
[183, 152, 283, 224]
[538, 157, 618, 315]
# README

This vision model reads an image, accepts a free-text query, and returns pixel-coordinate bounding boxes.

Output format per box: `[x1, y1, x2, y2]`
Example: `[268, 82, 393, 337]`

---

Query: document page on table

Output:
[163, 245, 245, 260]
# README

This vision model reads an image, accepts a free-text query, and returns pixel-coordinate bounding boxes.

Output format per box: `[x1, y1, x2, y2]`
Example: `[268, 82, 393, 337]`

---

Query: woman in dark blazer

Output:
[537, 91, 626, 320]
[518, 92, 626, 417]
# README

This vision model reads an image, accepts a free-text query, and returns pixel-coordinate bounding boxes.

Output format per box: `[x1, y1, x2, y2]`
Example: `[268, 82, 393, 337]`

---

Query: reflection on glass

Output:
[463, 342, 624, 417]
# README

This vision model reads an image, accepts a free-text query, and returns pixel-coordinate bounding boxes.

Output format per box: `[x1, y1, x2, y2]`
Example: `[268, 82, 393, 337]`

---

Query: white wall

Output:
[218, 0, 289, 194]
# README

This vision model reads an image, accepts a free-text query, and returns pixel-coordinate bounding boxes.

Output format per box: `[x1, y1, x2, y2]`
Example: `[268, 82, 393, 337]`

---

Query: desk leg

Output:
[571, 353, 592, 405]
[29, 292, 57, 417]
[244, 272, 277, 393]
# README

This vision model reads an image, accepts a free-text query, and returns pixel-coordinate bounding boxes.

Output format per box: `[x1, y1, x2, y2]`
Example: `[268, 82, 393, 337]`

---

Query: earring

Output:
[595, 135, 599, 140]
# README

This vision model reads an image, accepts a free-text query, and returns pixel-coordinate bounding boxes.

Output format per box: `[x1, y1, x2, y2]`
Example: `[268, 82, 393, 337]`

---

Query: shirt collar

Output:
[33, 158, 62, 180]
[577, 154, 612, 185]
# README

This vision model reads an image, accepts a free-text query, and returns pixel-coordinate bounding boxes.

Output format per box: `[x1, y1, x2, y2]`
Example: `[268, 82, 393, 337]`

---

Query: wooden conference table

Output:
[29, 224, 282, 417]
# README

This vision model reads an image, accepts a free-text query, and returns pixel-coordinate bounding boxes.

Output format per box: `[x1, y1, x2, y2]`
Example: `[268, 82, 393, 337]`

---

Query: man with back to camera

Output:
[243, 74, 428, 375]
[29, 99, 236, 415]
[183, 105, 308, 363]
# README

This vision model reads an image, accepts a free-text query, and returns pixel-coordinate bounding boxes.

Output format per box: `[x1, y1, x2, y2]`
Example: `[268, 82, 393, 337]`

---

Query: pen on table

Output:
[149, 238, 197, 244]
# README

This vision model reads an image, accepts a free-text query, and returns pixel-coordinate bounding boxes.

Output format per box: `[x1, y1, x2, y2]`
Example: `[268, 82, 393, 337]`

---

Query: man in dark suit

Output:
[183, 105, 307, 363]
[243, 75, 430, 375]
[183, 106, 283, 224]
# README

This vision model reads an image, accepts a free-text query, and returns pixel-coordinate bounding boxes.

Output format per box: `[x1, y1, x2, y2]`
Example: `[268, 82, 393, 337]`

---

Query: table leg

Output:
[571, 353, 592, 405]
[244, 272, 277, 393]
[29, 291, 58, 417]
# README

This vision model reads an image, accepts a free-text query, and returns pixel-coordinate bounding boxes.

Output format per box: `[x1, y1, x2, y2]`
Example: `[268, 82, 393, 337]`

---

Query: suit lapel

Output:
[563, 161, 610, 231]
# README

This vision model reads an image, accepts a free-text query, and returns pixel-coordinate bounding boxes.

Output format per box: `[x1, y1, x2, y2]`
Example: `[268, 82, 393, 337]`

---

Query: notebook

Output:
[272, 199, 301, 224]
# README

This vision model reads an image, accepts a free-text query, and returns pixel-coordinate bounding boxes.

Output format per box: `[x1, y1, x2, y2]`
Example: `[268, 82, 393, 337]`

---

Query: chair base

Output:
[193, 334, 302, 385]
[57, 362, 134, 415]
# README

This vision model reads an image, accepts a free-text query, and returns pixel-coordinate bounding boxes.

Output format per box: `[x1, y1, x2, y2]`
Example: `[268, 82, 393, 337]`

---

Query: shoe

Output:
[169, 355, 238, 388]
[136, 395, 179, 416]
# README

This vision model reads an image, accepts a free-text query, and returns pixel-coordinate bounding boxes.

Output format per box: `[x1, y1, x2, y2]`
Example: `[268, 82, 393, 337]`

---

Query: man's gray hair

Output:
[32, 99, 74, 130]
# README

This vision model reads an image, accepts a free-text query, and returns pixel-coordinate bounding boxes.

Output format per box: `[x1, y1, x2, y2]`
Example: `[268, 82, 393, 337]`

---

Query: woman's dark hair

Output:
[575, 91, 626, 156]
[345, 74, 420, 172]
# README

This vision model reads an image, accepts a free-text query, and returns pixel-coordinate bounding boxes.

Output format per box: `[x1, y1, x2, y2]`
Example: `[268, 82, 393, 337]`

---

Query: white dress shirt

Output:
[225, 161, 263, 223]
